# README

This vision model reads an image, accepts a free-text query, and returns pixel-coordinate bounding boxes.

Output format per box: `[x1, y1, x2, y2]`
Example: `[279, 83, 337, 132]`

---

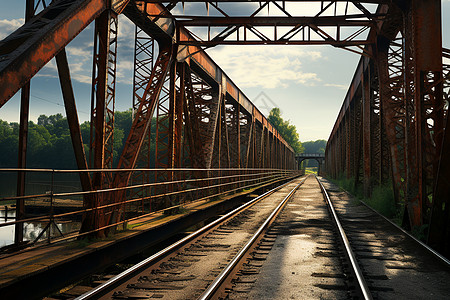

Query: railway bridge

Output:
[296, 153, 325, 173]
[0, 1, 450, 299]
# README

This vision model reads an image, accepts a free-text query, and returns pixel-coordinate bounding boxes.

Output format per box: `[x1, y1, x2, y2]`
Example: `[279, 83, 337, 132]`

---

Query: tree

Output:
[268, 108, 304, 153]
[302, 140, 326, 154]
[302, 139, 327, 167]
[0, 111, 138, 169]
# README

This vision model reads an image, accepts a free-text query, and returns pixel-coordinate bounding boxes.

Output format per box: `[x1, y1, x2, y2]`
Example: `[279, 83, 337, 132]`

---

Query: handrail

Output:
[0, 168, 302, 249]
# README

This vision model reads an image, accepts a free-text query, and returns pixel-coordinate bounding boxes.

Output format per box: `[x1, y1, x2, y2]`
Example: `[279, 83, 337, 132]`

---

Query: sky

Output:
[0, 1, 449, 142]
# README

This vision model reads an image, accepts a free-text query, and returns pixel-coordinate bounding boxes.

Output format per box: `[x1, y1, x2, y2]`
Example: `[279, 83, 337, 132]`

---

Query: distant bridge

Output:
[296, 154, 325, 173]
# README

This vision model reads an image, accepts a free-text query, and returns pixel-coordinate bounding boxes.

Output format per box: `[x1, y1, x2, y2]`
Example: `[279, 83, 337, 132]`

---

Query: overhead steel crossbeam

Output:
[143, 0, 386, 53]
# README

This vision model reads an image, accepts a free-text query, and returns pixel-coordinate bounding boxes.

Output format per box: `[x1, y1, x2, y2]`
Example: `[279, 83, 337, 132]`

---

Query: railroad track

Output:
[225, 175, 450, 300]
[73, 177, 306, 300]
[207, 175, 373, 300]
[71, 175, 450, 300]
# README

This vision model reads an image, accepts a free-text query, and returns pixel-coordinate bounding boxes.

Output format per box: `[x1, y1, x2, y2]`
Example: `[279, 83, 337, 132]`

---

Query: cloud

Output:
[0, 18, 24, 39]
[118, 15, 135, 42]
[207, 46, 321, 89]
[71, 74, 92, 84]
[324, 83, 347, 90]
[66, 46, 91, 61]
[116, 60, 134, 84]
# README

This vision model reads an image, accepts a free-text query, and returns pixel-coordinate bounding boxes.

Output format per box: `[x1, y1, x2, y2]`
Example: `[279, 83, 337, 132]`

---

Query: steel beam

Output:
[402, 0, 443, 228]
[14, 0, 36, 247]
[362, 66, 372, 197]
[376, 36, 406, 209]
[0, 0, 106, 106]
[129, 27, 155, 204]
[55, 49, 92, 191]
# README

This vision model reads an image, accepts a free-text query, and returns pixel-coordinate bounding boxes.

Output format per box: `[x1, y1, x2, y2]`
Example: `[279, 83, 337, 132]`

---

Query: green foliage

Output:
[0, 120, 19, 167]
[364, 184, 397, 218]
[332, 175, 399, 220]
[0, 111, 134, 169]
[302, 139, 327, 167]
[302, 140, 326, 154]
[268, 108, 304, 153]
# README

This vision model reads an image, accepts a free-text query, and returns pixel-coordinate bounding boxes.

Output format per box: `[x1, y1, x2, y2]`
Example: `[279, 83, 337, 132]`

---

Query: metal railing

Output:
[0, 168, 302, 249]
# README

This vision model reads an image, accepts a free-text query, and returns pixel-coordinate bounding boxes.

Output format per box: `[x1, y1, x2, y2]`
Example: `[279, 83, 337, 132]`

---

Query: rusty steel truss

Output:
[0, 0, 449, 257]
[0, 0, 296, 243]
[325, 1, 450, 257]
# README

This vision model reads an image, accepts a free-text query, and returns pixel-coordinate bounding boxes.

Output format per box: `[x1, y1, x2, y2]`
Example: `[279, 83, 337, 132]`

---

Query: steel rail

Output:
[198, 176, 307, 300]
[315, 175, 373, 300]
[75, 177, 302, 300]
[358, 198, 450, 267]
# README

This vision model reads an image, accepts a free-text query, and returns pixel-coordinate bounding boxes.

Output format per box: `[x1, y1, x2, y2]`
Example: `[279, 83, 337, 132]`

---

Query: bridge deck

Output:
[228, 177, 450, 299]
[0, 186, 266, 299]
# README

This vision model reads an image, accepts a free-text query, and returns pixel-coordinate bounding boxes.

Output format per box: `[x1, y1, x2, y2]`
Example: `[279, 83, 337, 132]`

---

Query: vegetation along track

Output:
[74, 175, 450, 300]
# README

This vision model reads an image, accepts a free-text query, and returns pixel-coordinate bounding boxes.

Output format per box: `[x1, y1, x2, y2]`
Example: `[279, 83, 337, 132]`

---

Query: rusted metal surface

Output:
[0, 168, 300, 246]
[15, 0, 38, 247]
[362, 66, 372, 197]
[0, 0, 106, 106]
[325, 0, 448, 253]
[147, 1, 384, 51]
[55, 49, 92, 192]
[428, 49, 450, 258]
[2, 0, 448, 257]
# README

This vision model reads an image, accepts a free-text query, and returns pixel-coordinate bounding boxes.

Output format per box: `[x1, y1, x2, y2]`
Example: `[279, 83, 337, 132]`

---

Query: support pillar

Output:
[15, 0, 35, 246]
[362, 67, 372, 197]
[403, 0, 443, 228]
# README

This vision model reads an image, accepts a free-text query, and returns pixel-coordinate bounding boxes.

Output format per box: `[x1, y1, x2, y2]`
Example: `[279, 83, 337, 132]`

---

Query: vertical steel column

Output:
[88, 9, 118, 235]
[204, 84, 222, 169]
[403, 0, 443, 227]
[174, 62, 185, 168]
[345, 111, 351, 179]
[369, 63, 383, 186]
[236, 104, 241, 167]
[428, 51, 450, 256]
[214, 94, 222, 168]
[244, 117, 254, 168]
[377, 35, 407, 209]
[348, 101, 356, 178]
[167, 60, 183, 169]
[429, 89, 450, 256]
[154, 60, 172, 172]
[15, 0, 35, 246]
[362, 67, 372, 197]
[130, 27, 155, 202]
[353, 94, 363, 188]
[220, 98, 231, 168]
[90, 9, 118, 178]
[182, 64, 203, 168]
[153, 55, 175, 210]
